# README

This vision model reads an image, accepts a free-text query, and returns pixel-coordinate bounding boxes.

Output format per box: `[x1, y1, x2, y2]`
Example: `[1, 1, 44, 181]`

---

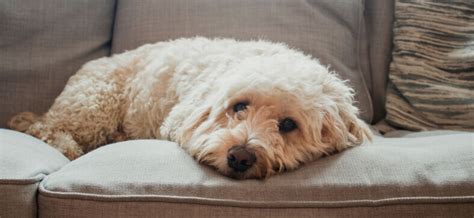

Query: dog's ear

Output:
[175, 105, 212, 145]
[160, 96, 212, 143]
[321, 108, 371, 151]
[344, 114, 372, 145]
[161, 88, 227, 145]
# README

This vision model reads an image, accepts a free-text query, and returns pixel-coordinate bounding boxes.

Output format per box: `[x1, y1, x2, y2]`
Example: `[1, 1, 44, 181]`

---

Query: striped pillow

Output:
[386, 0, 474, 131]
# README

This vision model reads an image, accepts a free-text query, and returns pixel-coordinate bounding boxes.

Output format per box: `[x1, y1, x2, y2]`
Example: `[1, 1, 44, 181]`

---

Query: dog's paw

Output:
[8, 112, 39, 132]
[106, 131, 128, 143]
[63, 147, 84, 160]
[49, 131, 84, 160]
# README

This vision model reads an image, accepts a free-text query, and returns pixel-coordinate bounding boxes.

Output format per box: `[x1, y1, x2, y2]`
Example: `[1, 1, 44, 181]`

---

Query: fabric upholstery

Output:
[38, 197, 474, 218]
[39, 132, 474, 217]
[0, 183, 39, 218]
[383, 129, 468, 138]
[111, 0, 374, 123]
[365, 0, 395, 122]
[0, 0, 116, 128]
[0, 129, 69, 218]
[385, 1, 474, 131]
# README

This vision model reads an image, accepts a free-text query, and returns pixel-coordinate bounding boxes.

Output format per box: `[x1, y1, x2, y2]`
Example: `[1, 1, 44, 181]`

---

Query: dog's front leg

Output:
[9, 51, 140, 159]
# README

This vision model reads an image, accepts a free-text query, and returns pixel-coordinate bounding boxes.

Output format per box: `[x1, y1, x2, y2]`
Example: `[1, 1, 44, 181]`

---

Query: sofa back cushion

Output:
[0, 0, 116, 127]
[111, 0, 374, 123]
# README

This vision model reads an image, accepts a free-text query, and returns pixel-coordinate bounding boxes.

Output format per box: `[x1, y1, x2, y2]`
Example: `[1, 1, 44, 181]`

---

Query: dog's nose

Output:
[227, 145, 256, 172]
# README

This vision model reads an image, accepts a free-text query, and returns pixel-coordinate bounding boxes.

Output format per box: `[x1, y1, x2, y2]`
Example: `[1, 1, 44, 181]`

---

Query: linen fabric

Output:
[111, 0, 374, 123]
[365, 0, 395, 122]
[0, 129, 69, 218]
[39, 132, 474, 217]
[0, 0, 116, 128]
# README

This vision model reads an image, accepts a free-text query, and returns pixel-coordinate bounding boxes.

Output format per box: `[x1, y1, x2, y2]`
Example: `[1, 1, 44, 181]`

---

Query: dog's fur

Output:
[8, 37, 371, 179]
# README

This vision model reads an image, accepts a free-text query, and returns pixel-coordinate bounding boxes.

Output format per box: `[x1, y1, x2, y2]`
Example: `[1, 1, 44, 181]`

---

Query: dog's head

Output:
[171, 54, 371, 179]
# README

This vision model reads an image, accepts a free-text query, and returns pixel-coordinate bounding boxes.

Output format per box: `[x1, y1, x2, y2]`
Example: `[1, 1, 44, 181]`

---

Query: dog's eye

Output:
[233, 102, 248, 112]
[279, 118, 297, 133]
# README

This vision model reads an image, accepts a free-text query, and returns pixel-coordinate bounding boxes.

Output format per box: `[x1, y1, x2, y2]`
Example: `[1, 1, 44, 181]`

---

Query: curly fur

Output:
[8, 37, 371, 179]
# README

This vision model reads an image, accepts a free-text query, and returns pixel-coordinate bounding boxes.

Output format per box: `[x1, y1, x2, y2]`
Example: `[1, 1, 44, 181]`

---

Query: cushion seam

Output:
[38, 184, 474, 208]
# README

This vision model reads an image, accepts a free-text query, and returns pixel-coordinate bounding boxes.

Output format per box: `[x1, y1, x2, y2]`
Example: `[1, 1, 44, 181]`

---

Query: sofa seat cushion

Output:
[0, 129, 69, 218]
[39, 132, 474, 217]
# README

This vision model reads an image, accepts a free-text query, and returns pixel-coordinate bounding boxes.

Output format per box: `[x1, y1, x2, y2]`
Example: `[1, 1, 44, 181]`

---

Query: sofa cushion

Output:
[0, 129, 69, 218]
[39, 132, 474, 217]
[385, 1, 474, 131]
[111, 0, 373, 123]
[0, 0, 116, 128]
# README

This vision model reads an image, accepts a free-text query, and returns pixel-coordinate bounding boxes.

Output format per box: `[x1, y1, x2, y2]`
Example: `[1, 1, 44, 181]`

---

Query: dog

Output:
[8, 37, 371, 179]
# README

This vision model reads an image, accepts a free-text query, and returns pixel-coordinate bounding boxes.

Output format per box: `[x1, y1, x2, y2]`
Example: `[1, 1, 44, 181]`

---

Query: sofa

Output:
[1, 0, 473, 217]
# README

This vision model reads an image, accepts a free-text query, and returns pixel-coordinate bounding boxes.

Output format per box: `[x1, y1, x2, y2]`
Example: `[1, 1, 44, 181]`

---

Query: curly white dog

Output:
[9, 37, 371, 179]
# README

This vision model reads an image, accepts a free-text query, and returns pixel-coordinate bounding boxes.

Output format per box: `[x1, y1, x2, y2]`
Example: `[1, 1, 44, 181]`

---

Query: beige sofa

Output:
[1, 1, 473, 217]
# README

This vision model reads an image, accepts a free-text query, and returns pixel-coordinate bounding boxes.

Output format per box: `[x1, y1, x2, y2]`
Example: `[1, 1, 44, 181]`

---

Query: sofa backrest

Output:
[111, 0, 374, 123]
[0, 0, 116, 128]
[365, 0, 395, 122]
[0, 0, 395, 127]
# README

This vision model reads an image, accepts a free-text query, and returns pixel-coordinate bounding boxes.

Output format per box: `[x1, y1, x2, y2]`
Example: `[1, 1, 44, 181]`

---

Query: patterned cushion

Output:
[386, 1, 474, 131]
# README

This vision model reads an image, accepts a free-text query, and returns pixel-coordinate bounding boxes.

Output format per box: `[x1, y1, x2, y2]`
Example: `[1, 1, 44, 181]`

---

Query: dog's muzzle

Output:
[227, 145, 256, 172]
